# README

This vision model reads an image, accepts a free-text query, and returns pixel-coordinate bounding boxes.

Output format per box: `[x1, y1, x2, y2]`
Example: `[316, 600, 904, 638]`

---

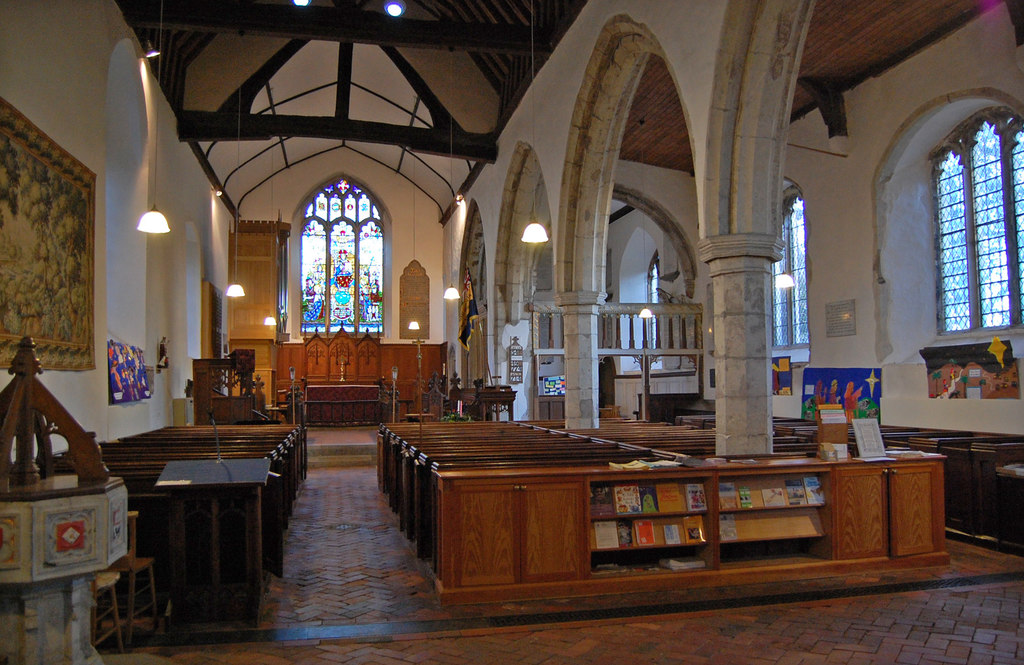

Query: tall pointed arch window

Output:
[933, 110, 1024, 332]
[773, 191, 809, 346]
[301, 178, 384, 334]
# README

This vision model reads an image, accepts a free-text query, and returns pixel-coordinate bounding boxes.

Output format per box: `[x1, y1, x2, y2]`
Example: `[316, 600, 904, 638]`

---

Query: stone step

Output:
[307, 443, 376, 468]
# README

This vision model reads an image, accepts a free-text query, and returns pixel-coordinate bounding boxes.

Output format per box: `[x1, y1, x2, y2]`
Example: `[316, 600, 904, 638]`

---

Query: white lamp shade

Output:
[407, 320, 420, 331]
[264, 316, 276, 326]
[384, 0, 405, 16]
[225, 283, 245, 297]
[639, 307, 654, 319]
[137, 208, 170, 233]
[443, 285, 460, 300]
[521, 222, 549, 243]
[774, 273, 796, 289]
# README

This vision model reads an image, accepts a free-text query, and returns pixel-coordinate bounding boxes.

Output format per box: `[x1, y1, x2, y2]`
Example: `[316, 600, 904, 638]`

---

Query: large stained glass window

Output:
[773, 192, 809, 347]
[934, 111, 1024, 333]
[301, 178, 385, 333]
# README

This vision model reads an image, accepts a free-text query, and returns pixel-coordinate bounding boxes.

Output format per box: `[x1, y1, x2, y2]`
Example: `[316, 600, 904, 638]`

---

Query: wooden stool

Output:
[105, 511, 158, 644]
[91, 571, 124, 652]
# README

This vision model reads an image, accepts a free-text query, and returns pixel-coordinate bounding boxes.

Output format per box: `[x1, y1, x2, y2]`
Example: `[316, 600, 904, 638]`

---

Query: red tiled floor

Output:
[129, 427, 1024, 664]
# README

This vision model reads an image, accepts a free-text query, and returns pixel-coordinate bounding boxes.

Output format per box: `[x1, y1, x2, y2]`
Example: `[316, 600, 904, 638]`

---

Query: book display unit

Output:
[434, 456, 947, 604]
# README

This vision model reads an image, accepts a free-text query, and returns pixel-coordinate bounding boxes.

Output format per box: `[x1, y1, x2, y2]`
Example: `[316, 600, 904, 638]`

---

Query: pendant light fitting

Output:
[138, 0, 169, 234]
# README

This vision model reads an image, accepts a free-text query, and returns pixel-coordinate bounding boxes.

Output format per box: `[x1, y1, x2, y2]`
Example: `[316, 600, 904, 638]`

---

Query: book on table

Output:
[719, 481, 738, 510]
[590, 485, 615, 517]
[659, 557, 706, 571]
[761, 487, 787, 507]
[613, 484, 642, 514]
[655, 482, 685, 512]
[685, 483, 707, 512]
[803, 476, 825, 505]
[638, 484, 659, 513]
[593, 520, 619, 549]
[784, 478, 807, 505]
[634, 519, 657, 546]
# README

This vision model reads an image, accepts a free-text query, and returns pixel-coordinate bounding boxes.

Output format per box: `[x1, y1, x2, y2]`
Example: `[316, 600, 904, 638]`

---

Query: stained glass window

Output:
[773, 193, 809, 347]
[301, 178, 385, 334]
[934, 111, 1024, 333]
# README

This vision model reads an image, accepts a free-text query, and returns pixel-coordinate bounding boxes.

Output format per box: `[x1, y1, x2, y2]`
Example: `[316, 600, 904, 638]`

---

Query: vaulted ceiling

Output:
[114, 0, 1004, 221]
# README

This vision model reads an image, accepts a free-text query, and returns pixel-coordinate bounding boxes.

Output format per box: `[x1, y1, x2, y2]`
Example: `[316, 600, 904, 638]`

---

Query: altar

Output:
[305, 384, 381, 425]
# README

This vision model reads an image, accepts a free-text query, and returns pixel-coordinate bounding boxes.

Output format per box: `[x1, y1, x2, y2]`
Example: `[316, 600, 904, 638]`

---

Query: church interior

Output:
[3, 1, 1024, 663]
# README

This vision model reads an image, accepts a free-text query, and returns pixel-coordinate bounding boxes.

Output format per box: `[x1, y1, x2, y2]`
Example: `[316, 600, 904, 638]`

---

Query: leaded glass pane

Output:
[301, 219, 327, 333]
[1015, 131, 1024, 318]
[972, 123, 1010, 327]
[936, 151, 969, 331]
[329, 222, 356, 332]
[357, 221, 384, 333]
[789, 198, 808, 344]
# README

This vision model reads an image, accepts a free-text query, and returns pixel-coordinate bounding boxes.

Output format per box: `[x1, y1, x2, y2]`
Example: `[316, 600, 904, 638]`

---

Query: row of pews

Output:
[376, 419, 823, 568]
[58, 423, 306, 624]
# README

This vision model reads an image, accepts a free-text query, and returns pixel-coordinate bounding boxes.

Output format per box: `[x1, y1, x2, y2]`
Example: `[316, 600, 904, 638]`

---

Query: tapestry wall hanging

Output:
[107, 340, 151, 404]
[919, 338, 1019, 399]
[0, 96, 95, 370]
[801, 367, 882, 422]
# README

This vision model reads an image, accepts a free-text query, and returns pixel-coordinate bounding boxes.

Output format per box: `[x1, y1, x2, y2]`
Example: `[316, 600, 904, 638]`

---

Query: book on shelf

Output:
[659, 557, 706, 571]
[590, 485, 615, 517]
[593, 520, 619, 549]
[761, 486, 787, 507]
[663, 523, 682, 545]
[684, 483, 707, 512]
[803, 476, 825, 505]
[784, 478, 807, 505]
[719, 514, 738, 541]
[616, 520, 634, 547]
[655, 482, 685, 512]
[738, 486, 753, 509]
[613, 484, 642, 514]
[638, 484, 659, 513]
[718, 481, 738, 510]
[634, 519, 657, 546]
[683, 515, 706, 544]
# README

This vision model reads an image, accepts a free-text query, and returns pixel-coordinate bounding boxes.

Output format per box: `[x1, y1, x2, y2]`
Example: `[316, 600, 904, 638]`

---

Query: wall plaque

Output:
[400, 259, 429, 339]
[825, 299, 856, 337]
[508, 336, 524, 384]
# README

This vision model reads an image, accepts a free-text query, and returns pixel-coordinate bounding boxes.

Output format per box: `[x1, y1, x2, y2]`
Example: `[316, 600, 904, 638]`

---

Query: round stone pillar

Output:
[698, 234, 782, 456]
[557, 290, 605, 429]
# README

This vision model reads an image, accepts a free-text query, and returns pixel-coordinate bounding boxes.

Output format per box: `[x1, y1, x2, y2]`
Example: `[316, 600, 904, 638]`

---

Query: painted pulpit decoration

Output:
[801, 367, 881, 422]
[400, 259, 429, 339]
[107, 340, 151, 404]
[0, 96, 95, 370]
[772, 356, 792, 395]
[919, 338, 1019, 399]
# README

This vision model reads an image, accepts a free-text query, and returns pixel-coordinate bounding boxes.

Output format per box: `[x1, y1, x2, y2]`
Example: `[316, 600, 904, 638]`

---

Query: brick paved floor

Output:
[128, 428, 1024, 664]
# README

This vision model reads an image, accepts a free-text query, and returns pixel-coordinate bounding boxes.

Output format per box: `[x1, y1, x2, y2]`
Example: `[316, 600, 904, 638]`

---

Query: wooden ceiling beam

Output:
[797, 78, 848, 138]
[177, 110, 498, 162]
[116, 0, 552, 56]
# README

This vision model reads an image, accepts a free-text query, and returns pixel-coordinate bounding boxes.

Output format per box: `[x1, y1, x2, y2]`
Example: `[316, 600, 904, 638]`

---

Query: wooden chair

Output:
[91, 571, 124, 652]
[105, 510, 158, 644]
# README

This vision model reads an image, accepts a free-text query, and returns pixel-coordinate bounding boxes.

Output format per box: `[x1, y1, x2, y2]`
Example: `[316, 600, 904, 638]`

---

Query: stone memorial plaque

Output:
[400, 260, 430, 339]
[825, 299, 856, 337]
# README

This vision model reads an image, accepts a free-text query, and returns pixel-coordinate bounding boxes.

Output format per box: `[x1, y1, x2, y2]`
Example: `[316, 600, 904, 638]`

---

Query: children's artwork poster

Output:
[107, 340, 151, 404]
[772, 356, 792, 395]
[801, 367, 881, 422]
[919, 338, 1019, 400]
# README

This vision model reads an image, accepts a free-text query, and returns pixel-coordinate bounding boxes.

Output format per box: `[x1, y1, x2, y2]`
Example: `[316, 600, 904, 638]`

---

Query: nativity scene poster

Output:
[801, 367, 881, 422]
[919, 338, 1019, 400]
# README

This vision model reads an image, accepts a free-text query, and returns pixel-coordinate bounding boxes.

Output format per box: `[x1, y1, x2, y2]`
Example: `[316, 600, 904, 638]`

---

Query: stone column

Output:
[558, 290, 604, 429]
[698, 234, 782, 456]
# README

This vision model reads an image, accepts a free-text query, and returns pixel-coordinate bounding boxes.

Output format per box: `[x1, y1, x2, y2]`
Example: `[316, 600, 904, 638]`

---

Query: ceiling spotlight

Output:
[143, 40, 159, 59]
[292, 0, 311, 6]
[455, 193, 465, 205]
[384, 0, 405, 17]
[215, 189, 223, 197]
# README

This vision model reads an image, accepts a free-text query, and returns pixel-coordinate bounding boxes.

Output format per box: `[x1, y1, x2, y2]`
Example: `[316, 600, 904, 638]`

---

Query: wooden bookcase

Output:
[433, 457, 948, 604]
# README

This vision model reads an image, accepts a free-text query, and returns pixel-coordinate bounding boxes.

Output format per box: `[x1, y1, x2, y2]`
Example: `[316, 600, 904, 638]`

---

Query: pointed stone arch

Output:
[612, 184, 697, 300]
[458, 200, 488, 383]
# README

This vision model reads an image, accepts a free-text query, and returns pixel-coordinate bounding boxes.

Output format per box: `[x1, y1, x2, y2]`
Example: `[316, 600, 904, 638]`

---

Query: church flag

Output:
[458, 270, 479, 350]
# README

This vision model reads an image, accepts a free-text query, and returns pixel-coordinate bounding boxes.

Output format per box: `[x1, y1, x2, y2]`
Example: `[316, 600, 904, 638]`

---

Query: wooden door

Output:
[520, 481, 586, 583]
[452, 483, 517, 587]
[889, 462, 944, 557]
[834, 466, 888, 560]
